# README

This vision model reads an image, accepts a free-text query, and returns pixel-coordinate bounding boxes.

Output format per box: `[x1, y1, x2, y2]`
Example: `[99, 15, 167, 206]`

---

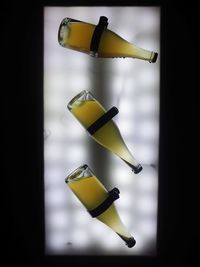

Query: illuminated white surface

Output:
[44, 6, 160, 255]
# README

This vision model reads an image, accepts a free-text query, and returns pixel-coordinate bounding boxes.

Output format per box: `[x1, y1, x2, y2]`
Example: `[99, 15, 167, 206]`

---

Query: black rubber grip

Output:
[87, 106, 119, 135]
[88, 187, 120, 217]
[90, 16, 108, 56]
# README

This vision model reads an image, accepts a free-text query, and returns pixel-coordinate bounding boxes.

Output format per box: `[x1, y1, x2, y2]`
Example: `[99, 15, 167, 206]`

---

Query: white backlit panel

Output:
[44, 6, 160, 255]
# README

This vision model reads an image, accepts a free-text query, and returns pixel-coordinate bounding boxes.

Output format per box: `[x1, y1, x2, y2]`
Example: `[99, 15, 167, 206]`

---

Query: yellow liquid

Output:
[59, 20, 95, 54]
[58, 18, 157, 62]
[68, 174, 131, 238]
[69, 99, 139, 169]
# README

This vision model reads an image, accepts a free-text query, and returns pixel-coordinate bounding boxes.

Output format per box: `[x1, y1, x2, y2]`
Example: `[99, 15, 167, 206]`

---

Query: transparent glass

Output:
[67, 90, 142, 174]
[58, 17, 158, 63]
[65, 164, 136, 247]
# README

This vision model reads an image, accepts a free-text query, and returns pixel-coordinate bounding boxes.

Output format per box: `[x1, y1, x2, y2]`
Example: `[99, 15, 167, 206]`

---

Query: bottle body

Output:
[67, 90, 142, 173]
[58, 17, 158, 62]
[65, 164, 136, 247]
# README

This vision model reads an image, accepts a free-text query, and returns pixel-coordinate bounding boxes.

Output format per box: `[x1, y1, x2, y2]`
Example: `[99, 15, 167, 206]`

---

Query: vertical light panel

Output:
[44, 6, 160, 255]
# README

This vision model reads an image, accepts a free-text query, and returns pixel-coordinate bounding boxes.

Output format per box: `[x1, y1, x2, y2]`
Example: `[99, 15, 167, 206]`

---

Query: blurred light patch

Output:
[62, 118, 87, 139]
[137, 167, 158, 193]
[44, 120, 63, 140]
[118, 97, 136, 115]
[110, 166, 135, 187]
[45, 187, 67, 207]
[47, 209, 69, 229]
[136, 143, 158, 164]
[117, 192, 133, 209]
[44, 142, 63, 162]
[118, 210, 133, 227]
[73, 209, 91, 226]
[137, 119, 159, 140]
[70, 228, 91, 248]
[46, 229, 69, 253]
[137, 219, 157, 239]
[117, 118, 135, 137]
[137, 94, 159, 114]
[44, 166, 64, 187]
[44, 6, 160, 256]
[137, 195, 157, 215]
[64, 144, 88, 162]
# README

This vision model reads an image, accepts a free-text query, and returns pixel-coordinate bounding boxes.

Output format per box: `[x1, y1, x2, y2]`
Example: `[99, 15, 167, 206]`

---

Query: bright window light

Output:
[44, 6, 160, 256]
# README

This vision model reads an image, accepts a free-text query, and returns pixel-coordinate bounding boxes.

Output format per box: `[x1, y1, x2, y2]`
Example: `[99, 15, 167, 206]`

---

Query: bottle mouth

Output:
[121, 159, 143, 174]
[126, 237, 136, 248]
[117, 234, 136, 248]
[133, 164, 143, 174]
[149, 52, 158, 63]
[65, 164, 93, 183]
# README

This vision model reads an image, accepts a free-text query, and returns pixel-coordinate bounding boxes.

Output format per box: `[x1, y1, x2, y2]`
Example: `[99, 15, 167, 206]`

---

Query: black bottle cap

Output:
[126, 237, 136, 248]
[133, 164, 143, 174]
[151, 52, 158, 63]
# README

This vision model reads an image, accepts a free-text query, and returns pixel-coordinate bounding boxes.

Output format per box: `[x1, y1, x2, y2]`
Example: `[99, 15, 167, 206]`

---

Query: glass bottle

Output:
[65, 164, 136, 247]
[67, 90, 142, 174]
[58, 17, 158, 63]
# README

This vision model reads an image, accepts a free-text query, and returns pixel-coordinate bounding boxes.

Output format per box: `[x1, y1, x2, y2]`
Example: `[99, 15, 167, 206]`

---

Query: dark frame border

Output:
[43, 2, 161, 263]
[3, 1, 199, 266]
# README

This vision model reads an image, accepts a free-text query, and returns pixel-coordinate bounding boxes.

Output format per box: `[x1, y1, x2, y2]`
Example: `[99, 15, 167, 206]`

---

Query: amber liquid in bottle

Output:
[67, 90, 142, 174]
[66, 164, 136, 247]
[58, 17, 158, 62]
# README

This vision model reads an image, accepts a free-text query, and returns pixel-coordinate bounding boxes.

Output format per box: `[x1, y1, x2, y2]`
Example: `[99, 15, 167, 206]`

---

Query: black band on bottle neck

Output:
[87, 106, 119, 135]
[90, 16, 108, 57]
[88, 187, 120, 218]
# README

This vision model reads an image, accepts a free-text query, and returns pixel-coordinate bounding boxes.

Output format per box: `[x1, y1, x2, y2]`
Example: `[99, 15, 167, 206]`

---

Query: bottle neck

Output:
[113, 41, 156, 62]
[98, 29, 157, 62]
[97, 205, 134, 245]
[128, 43, 156, 62]
[117, 233, 136, 248]
[121, 158, 143, 174]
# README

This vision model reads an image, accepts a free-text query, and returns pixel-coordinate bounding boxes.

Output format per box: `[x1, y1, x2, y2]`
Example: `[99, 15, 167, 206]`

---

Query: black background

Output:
[2, 0, 199, 266]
